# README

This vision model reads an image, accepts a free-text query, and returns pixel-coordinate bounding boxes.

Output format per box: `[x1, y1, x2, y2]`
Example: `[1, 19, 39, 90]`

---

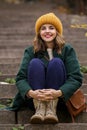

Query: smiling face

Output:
[39, 24, 57, 47]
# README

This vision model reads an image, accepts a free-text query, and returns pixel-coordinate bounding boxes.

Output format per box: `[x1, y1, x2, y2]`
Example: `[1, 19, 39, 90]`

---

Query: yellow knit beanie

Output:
[35, 13, 63, 36]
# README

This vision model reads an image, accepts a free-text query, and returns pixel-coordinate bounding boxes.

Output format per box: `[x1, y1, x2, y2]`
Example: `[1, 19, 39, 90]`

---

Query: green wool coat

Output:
[10, 44, 83, 111]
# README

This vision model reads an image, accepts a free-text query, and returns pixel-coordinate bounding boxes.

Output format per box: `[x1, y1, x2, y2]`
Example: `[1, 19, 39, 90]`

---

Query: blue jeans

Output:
[27, 58, 66, 90]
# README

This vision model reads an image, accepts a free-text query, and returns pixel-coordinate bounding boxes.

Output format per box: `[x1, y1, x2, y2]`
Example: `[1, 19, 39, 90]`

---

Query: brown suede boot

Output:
[30, 99, 46, 124]
[44, 99, 59, 124]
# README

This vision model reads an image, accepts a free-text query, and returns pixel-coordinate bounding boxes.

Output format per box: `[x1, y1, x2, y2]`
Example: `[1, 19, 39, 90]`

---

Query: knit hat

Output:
[35, 13, 63, 36]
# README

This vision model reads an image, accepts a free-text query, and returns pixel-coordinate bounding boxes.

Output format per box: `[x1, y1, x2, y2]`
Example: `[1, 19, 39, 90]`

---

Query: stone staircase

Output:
[0, 1, 87, 130]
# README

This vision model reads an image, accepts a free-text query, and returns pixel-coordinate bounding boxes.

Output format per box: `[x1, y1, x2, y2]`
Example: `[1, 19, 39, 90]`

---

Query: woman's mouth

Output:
[44, 34, 52, 38]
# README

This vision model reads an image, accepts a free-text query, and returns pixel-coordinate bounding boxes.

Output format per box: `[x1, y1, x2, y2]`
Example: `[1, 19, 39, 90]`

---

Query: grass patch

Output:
[4, 78, 16, 84]
[80, 65, 87, 73]
[12, 126, 24, 130]
[0, 104, 6, 109]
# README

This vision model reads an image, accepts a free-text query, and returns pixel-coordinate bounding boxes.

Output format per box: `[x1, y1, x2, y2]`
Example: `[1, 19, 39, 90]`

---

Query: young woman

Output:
[11, 13, 83, 124]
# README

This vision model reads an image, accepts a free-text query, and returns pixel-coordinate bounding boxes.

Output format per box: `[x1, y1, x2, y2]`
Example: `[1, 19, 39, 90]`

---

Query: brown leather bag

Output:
[66, 89, 86, 122]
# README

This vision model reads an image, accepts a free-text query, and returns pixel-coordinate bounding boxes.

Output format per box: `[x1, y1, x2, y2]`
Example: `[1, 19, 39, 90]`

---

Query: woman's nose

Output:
[45, 28, 50, 32]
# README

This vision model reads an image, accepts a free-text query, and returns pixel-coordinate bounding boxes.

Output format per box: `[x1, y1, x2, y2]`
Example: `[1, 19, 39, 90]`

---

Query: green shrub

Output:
[12, 126, 24, 130]
[0, 104, 6, 109]
[80, 66, 87, 73]
[4, 78, 16, 84]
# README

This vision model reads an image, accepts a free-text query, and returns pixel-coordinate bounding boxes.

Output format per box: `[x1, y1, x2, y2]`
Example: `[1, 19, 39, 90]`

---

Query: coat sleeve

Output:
[60, 44, 83, 101]
[15, 46, 34, 99]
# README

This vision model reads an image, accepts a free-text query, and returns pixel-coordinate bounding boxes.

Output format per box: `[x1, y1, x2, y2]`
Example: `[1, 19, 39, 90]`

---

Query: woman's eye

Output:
[49, 26, 55, 29]
[40, 26, 55, 31]
[40, 27, 46, 30]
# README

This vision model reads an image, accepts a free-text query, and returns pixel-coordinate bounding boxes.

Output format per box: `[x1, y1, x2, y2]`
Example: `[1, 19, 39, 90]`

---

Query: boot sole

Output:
[44, 117, 58, 124]
[30, 117, 44, 124]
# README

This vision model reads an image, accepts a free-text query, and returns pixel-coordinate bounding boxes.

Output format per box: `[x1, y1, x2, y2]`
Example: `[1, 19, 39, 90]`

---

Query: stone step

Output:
[0, 74, 16, 81]
[0, 124, 22, 130]
[0, 12, 86, 25]
[0, 84, 17, 98]
[0, 83, 87, 99]
[0, 35, 34, 40]
[24, 123, 87, 130]
[0, 73, 87, 84]
[0, 29, 86, 36]
[0, 35, 86, 42]
[0, 48, 86, 60]
[0, 61, 87, 75]
[0, 63, 19, 74]
[0, 13, 86, 23]
[83, 74, 87, 84]
[0, 40, 32, 46]
[0, 40, 87, 46]
[77, 55, 87, 62]
[17, 110, 87, 124]
[0, 53, 86, 61]
[0, 43, 86, 51]
[0, 51, 86, 63]
[0, 44, 29, 49]
[81, 84, 87, 94]
[0, 26, 86, 35]
[80, 62, 87, 66]
[0, 109, 87, 124]
[0, 58, 22, 64]
[0, 110, 16, 124]
[0, 57, 87, 66]
[0, 49, 24, 55]
[0, 45, 87, 51]
[0, 123, 87, 130]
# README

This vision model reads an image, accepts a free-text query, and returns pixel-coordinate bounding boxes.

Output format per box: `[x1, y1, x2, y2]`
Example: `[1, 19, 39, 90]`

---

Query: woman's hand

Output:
[27, 89, 63, 101]
[39, 89, 63, 100]
[27, 89, 47, 100]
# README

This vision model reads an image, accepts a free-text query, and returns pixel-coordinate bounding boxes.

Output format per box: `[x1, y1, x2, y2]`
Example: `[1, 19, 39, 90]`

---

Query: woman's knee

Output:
[29, 58, 42, 65]
[49, 58, 64, 66]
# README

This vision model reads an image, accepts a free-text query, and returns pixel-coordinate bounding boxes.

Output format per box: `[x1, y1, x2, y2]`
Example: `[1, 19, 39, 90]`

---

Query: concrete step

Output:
[0, 40, 87, 46]
[0, 57, 87, 65]
[0, 83, 86, 99]
[0, 63, 19, 74]
[0, 124, 22, 130]
[0, 84, 17, 98]
[0, 63, 87, 75]
[17, 110, 87, 124]
[0, 108, 87, 124]
[0, 123, 87, 130]
[0, 39, 32, 43]
[0, 58, 21, 64]
[0, 72, 87, 84]
[0, 73, 87, 83]
[0, 57, 86, 64]
[0, 51, 87, 63]
[81, 84, 87, 94]
[0, 29, 86, 36]
[24, 123, 87, 130]
[0, 32, 86, 40]
[0, 44, 29, 49]
[0, 74, 16, 81]
[0, 49, 24, 58]
[0, 42, 87, 49]
[0, 110, 16, 124]
[83, 74, 87, 84]
[80, 62, 87, 66]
